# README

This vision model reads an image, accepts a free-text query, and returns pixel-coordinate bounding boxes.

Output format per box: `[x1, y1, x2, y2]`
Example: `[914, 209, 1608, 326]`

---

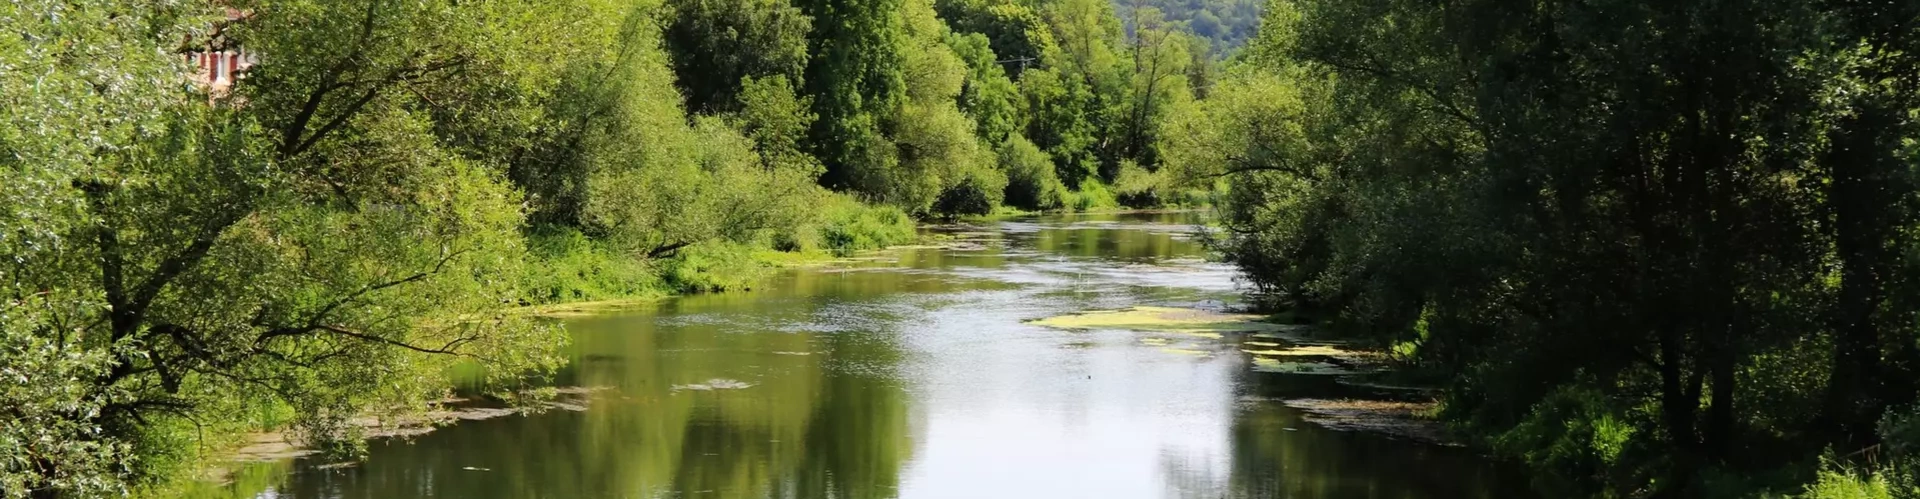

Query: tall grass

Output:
[779, 194, 917, 254]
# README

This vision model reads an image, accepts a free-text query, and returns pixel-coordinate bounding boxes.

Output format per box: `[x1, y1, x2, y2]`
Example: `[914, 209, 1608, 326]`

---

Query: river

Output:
[206, 211, 1532, 498]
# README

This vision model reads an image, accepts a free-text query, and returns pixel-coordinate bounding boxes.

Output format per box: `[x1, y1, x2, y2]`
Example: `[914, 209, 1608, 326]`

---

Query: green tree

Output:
[1, 4, 207, 493]
[732, 75, 822, 172]
[897, 0, 1001, 216]
[513, 0, 824, 259]
[945, 32, 1023, 144]
[934, 0, 1056, 79]
[1206, 0, 1920, 494]
[1811, 0, 1920, 447]
[0, 0, 611, 493]
[661, 0, 814, 113]
[1116, 4, 1194, 173]
[795, 0, 909, 195]
[1018, 67, 1099, 187]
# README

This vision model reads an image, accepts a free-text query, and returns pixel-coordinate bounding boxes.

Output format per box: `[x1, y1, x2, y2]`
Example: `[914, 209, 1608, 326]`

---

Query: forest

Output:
[1, 0, 1215, 496]
[6, 0, 1920, 497]
[1167, 0, 1920, 496]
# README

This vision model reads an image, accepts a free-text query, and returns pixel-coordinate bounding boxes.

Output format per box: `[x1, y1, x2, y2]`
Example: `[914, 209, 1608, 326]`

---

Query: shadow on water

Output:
[196, 211, 1533, 499]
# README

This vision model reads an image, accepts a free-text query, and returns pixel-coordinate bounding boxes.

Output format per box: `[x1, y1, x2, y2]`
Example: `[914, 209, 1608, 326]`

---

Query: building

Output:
[186, 7, 253, 97]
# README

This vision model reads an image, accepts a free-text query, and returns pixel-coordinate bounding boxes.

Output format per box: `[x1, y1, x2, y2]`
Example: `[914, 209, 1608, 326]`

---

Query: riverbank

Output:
[224, 387, 607, 464]
[157, 387, 605, 497]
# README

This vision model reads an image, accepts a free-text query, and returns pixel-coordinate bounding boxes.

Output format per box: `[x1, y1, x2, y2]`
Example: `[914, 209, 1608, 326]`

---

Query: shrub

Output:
[522, 227, 664, 303]
[933, 166, 1008, 216]
[999, 136, 1065, 210]
[1796, 462, 1896, 499]
[815, 196, 918, 253]
[1112, 160, 1166, 207]
[1488, 385, 1638, 494]
[659, 242, 766, 293]
[1067, 179, 1120, 212]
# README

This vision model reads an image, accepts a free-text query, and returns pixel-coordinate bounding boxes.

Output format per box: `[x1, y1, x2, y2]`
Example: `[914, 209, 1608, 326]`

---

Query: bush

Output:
[1162, 184, 1222, 207]
[932, 166, 1008, 216]
[999, 136, 1066, 210]
[810, 195, 917, 253]
[1066, 179, 1120, 212]
[0, 324, 130, 498]
[658, 242, 767, 293]
[1488, 385, 1639, 494]
[522, 227, 665, 303]
[1112, 160, 1166, 207]
[1796, 462, 1897, 499]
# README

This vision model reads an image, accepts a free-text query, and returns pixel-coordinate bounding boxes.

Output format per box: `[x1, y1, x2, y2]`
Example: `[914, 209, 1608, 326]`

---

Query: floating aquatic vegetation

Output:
[1281, 398, 1455, 446]
[1029, 306, 1291, 334]
[1033, 307, 1386, 373]
[514, 298, 662, 318]
[1240, 345, 1378, 361]
[1249, 358, 1371, 375]
[1249, 331, 1344, 344]
[1335, 377, 1440, 394]
[672, 378, 755, 391]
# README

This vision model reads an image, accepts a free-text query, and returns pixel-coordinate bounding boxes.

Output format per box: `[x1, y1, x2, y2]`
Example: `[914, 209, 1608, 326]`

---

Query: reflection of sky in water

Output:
[897, 301, 1245, 499]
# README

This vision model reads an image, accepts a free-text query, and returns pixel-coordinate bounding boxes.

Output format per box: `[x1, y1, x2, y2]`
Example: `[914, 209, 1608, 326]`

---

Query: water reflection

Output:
[203, 211, 1529, 499]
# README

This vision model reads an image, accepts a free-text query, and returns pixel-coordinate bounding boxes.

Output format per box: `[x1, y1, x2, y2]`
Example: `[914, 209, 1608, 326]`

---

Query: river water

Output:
[215, 211, 1531, 498]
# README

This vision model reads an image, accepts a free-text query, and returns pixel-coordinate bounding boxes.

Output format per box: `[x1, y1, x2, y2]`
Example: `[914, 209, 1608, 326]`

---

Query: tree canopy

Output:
[1170, 0, 1920, 494]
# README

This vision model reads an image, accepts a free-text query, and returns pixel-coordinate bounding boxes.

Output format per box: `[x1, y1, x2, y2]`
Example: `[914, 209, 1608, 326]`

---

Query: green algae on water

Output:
[1028, 306, 1292, 334]
[1250, 358, 1372, 375]
[1240, 345, 1378, 360]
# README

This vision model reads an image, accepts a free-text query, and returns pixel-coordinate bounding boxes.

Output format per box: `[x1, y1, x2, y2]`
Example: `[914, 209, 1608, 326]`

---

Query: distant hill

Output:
[1117, 0, 1262, 54]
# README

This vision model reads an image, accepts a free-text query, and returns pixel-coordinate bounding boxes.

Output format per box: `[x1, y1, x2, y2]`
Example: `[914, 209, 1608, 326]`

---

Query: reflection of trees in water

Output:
[1025, 212, 1207, 261]
[794, 331, 913, 499]
[212, 285, 917, 498]
[571, 311, 913, 499]
[1218, 368, 1525, 499]
[1158, 448, 1230, 499]
[556, 270, 916, 499]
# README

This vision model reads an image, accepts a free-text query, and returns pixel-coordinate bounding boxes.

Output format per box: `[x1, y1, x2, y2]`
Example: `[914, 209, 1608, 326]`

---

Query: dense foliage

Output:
[1118, 0, 1261, 55]
[19, 0, 1920, 495]
[1171, 0, 1920, 495]
[2, 0, 1217, 494]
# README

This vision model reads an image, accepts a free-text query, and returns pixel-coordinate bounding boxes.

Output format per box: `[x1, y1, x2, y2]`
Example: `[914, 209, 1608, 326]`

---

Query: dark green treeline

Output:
[1164, 0, 1920, 496]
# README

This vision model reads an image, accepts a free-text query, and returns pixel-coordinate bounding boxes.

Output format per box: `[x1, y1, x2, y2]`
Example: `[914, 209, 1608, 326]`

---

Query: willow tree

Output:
[2, 0, 594, 494]
[2, 1, 205, 495]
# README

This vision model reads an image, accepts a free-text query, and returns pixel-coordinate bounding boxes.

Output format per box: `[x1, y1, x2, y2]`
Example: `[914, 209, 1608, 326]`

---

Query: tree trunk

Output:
[1659, 326, 1700, 490]
[1822, 108, 1899, 448]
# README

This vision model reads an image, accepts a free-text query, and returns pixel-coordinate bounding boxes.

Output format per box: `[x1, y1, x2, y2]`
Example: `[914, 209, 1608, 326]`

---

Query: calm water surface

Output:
[219, 212, 1532, 498]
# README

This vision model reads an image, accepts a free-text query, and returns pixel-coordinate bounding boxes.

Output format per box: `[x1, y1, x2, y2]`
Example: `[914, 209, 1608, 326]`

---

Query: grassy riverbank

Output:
[520, 195, 918, 306]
